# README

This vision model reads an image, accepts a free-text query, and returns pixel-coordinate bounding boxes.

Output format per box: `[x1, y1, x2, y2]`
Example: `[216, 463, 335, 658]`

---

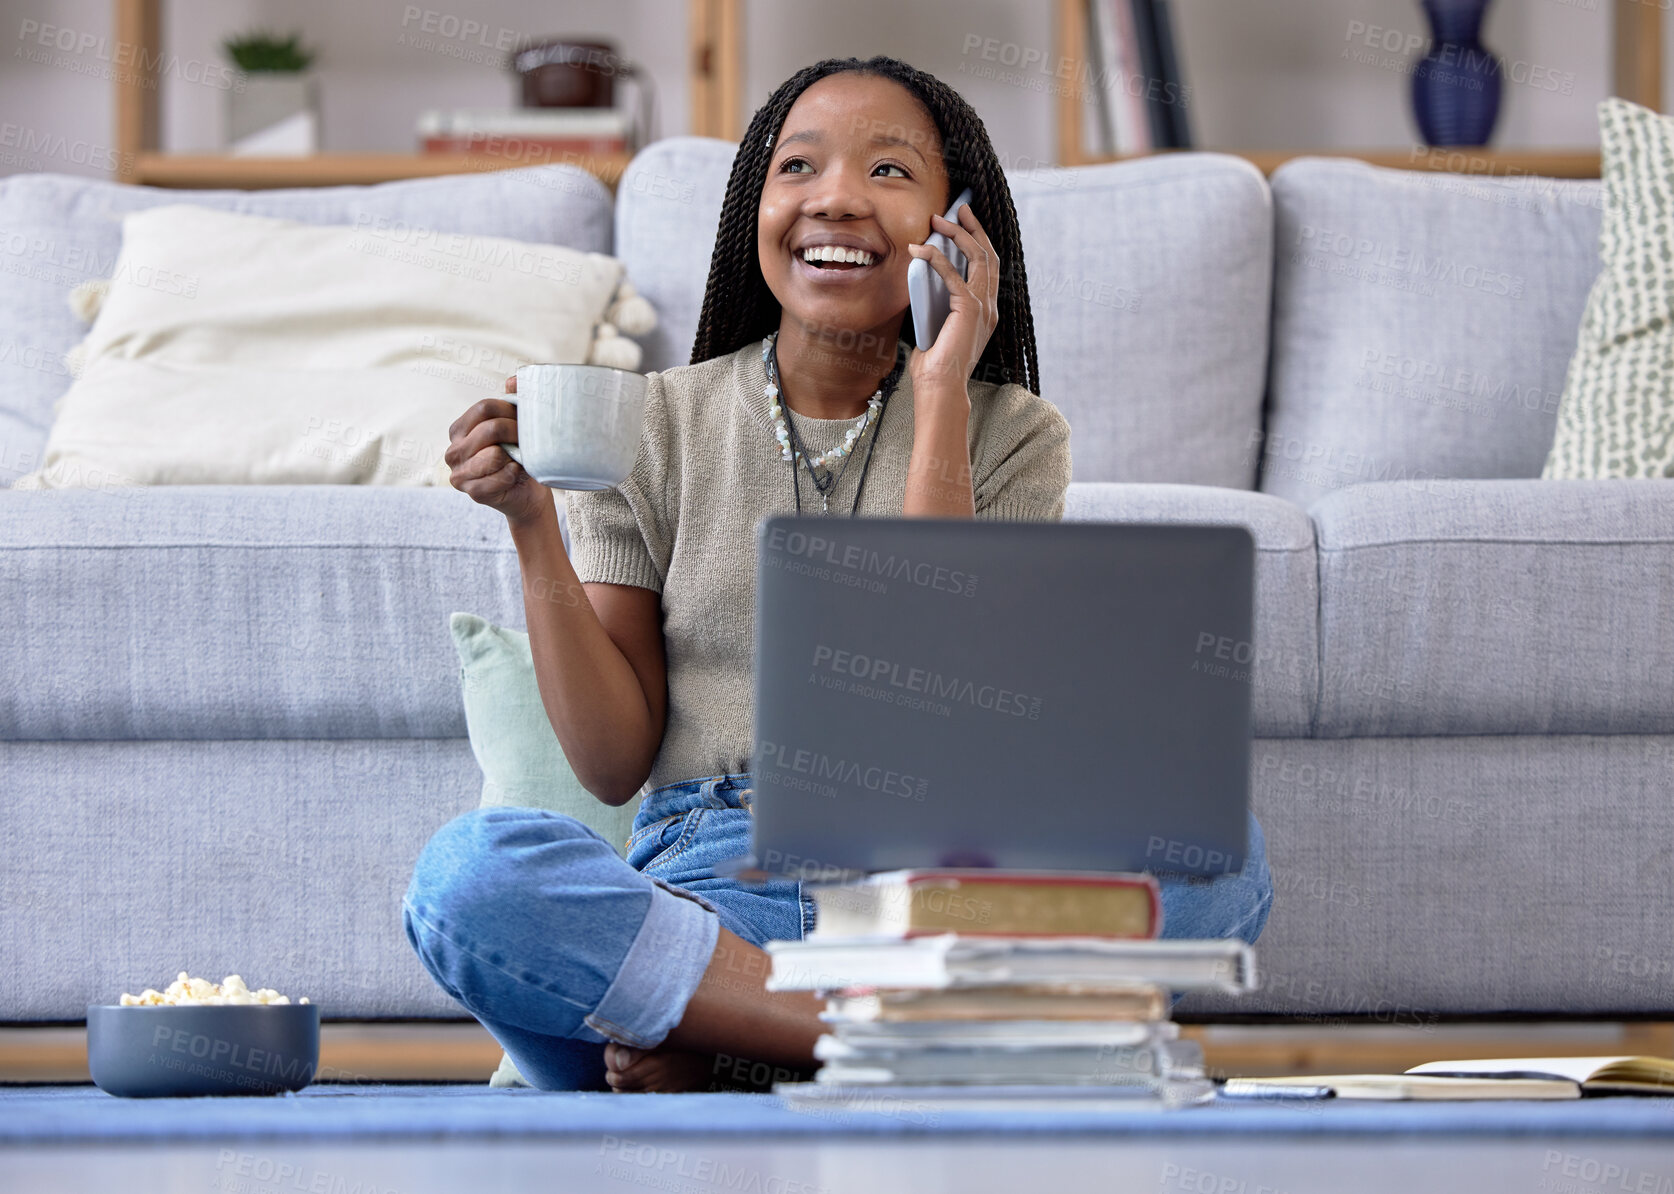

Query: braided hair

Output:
[689, 55, 1041, 397]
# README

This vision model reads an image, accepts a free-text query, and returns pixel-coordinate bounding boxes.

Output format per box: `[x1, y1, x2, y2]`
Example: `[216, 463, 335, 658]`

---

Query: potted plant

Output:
[223, 29, 319, 156]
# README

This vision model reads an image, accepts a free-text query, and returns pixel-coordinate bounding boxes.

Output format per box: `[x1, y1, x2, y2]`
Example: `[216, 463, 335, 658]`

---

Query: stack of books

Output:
[765, 867, 1255, 1112]
[416, 108, 636, 159]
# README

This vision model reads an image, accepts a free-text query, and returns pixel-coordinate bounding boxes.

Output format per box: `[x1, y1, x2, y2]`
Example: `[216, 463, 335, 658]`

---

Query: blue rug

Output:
[3, 1084, 1673, 1142]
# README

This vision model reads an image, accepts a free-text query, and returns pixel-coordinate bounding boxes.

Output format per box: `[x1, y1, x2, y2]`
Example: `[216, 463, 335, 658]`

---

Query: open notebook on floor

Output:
[1223, 1056, 1674, 1100]
[1406, 1056, 1674, 1095]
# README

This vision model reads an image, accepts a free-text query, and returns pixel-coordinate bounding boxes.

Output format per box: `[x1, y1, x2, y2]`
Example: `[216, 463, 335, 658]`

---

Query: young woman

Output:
[405, 55, 1272, 1094]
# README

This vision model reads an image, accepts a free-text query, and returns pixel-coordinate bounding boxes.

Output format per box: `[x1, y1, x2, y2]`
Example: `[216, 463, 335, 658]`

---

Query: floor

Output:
[3, 1083, 1673, 1193]
[5, 1023, 1673, 1192]
[4, 1134, 1674, 1194]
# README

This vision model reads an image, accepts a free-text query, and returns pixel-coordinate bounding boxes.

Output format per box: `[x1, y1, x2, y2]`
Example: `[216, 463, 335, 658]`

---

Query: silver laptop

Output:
[727, 516, 1254, 884]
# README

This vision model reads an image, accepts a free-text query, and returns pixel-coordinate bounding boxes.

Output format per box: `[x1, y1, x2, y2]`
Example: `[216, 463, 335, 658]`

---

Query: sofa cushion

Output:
[18, 203, 635, 490]
[1260, 158, 1604, 505]
[612, 136, 729, 378]
[1064, 483, 1317, 736]
[0, 737, 480, 1019]
[1181, 734, 1674, 1017]
[1311, 479, 1674, 736]
[0, 486, 526, 740]
[0, 165, 615, 487]
[452, 611, 639, 852]
[617, 140, 1273, 486]
[1014, 155, 1272, 487]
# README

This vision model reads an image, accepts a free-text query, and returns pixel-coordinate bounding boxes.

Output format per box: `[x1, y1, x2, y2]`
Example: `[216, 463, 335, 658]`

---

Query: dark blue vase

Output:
[1411, 0, 1502, 146]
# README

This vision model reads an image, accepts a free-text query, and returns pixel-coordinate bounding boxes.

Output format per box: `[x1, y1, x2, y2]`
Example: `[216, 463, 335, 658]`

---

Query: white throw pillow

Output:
[14, 204, 654, 488]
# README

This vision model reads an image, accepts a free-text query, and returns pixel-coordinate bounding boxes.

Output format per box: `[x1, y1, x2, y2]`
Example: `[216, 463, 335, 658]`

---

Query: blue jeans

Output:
[402, 772, 1272, 1092]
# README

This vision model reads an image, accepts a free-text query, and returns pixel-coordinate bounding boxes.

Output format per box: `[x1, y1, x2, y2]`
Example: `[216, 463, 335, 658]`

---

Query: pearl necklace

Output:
[761, 331, 884, 470]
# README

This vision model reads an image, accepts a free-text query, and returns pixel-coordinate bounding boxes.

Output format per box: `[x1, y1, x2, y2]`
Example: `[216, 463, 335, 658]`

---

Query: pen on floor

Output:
[1217, 1079, 1335, 1100]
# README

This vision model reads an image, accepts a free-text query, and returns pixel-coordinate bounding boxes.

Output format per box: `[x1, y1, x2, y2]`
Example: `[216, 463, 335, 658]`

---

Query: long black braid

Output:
[689, 55, 1041, 397]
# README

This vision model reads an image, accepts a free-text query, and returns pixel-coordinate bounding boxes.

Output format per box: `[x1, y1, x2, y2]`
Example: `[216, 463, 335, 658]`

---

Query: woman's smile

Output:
[790, 239, 886, 284]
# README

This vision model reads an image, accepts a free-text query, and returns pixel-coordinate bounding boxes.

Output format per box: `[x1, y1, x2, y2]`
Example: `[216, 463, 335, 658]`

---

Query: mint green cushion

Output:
[452, 611, 640, 1088]
[450, 611, 641, 857]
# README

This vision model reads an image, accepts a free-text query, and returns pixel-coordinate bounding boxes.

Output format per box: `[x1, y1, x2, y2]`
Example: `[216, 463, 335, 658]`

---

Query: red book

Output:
[419, 134, 626, 160]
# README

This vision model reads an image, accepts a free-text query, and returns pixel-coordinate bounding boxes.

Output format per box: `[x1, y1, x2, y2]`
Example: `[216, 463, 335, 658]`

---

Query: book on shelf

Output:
[822, 982, 1169, 1023]
[1083, 0, 1190, 155]
[765, 934, 1255, 994]
[1149, 0, 1192, 149]
[416, 108, 632, 156]
[1124, 0, 1170, 151]
[1084, 0, 1150, 155]
[1406, 1056, 1674, 1095]
[806, 867, 1161, 940]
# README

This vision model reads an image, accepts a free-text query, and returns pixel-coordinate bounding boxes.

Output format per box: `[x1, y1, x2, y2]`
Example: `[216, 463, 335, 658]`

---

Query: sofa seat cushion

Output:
[1064, 483, 1318, 736]
[0, 486, 526, 740]
[1311, 479, 1674, 736]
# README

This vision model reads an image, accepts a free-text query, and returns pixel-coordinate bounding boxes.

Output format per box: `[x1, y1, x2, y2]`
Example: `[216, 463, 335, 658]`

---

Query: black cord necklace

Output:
[769, 337, 906, 517]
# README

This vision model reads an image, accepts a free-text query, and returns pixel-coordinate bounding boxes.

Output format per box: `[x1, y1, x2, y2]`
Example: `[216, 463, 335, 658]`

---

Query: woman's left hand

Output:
[905, 200, 1001, 407]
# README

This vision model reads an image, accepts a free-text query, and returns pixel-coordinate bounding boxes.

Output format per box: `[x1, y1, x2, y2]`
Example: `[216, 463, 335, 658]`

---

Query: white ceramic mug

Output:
[504, 363, 648, 490]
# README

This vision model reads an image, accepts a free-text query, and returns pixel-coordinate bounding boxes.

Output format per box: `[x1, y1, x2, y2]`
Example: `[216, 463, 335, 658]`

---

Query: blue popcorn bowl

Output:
[86, 1002, 320, 1097]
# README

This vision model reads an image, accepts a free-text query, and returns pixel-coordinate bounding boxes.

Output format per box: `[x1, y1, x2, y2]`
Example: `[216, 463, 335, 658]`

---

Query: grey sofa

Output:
[2, 138, 1669, 1024]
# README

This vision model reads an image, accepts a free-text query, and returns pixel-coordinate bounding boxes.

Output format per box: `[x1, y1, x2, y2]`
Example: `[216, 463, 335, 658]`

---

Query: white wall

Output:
[0, 0, 1651, 182]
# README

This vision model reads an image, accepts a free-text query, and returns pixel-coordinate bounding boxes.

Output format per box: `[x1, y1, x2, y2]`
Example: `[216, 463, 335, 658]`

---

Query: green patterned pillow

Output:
[1544, 98, 1674, 478]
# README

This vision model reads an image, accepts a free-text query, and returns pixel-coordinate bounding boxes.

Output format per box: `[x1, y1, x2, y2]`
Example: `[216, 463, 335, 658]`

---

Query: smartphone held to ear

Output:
[907, 187, 974, 350]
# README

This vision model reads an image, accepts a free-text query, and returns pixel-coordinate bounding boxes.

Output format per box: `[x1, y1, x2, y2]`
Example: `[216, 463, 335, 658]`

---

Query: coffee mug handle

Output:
[499, 387, 523, 466]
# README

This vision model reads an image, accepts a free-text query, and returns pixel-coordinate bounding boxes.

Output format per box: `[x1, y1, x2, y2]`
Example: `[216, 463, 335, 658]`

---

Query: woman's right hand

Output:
[444, 374, 552, 527]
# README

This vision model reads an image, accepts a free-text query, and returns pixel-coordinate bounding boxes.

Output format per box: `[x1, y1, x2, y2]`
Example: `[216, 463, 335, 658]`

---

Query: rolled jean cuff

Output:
[583, 876, 721, 1049]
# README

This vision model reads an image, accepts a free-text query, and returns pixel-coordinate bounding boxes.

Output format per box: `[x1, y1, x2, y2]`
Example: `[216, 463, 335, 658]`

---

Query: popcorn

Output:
[118, 971, 311, 1007]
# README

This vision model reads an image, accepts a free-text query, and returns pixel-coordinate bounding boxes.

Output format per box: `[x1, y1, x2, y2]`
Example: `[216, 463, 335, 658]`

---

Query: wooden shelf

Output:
[115, 0, 739, 188]
[1056, 0, 1655, 179]
[130, 150, 632, 190]
[1081, 147, 1603, 179]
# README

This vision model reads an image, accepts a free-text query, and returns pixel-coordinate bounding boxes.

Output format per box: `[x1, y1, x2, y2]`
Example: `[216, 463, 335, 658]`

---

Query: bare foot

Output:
[603, 1041, 720, 1093]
